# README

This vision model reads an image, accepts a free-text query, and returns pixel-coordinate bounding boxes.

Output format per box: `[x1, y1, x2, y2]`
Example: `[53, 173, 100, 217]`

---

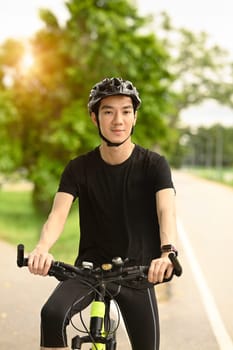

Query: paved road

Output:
[1, 171, 233, 349]
[173, 170, 233, 350]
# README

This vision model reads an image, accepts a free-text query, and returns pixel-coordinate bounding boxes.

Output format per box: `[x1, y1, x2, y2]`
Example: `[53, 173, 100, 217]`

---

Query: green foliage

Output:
[1, 2, 233, 213]
[0, 39, 24, 67]
[0, 0, 173, 213]
[185, 167, 233, 188]
[0, 91, 22, 171]
[180, 125, 233, 168]
[156, 12, 233, 125]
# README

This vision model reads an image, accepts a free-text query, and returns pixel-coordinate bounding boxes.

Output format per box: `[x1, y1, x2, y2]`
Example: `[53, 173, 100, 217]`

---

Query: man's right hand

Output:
[28, 247, 54, 276]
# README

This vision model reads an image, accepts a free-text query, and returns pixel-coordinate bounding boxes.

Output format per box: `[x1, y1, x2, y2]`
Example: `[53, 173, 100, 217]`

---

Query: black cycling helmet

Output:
[88, 77, 141, 114]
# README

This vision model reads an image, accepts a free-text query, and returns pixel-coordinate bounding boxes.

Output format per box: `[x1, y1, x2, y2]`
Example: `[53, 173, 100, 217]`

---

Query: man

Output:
[28, 77, 178, 350]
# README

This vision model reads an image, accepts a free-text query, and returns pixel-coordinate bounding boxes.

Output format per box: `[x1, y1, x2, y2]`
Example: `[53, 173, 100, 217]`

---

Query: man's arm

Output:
[148, 188, 178, 283]
[28, 192, 74, 276]
[156, 187, 177, 246]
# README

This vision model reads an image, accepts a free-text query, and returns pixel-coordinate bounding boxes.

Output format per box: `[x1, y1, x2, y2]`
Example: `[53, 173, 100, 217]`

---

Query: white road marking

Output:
[178, 219, 233, 350]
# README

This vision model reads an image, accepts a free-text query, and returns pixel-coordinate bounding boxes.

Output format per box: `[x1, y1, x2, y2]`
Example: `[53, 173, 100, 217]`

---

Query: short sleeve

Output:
[57, 160, 79, 199]
[153, 156, 174, 193]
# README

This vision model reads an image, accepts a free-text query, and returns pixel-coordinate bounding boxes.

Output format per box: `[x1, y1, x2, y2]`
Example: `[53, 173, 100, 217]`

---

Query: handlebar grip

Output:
[169, 252, 182, 276]
[17, 244, 28, 267]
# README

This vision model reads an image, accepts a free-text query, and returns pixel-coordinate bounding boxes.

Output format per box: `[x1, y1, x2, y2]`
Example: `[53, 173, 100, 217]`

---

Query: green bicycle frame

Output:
[90, 300, 107, 350]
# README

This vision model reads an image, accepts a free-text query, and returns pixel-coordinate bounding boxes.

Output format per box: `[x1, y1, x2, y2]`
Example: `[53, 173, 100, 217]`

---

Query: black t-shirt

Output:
[58, 145, 174, 269]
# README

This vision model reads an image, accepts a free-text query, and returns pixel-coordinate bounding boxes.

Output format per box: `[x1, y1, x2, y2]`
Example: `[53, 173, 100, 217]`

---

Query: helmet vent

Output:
[88, 77, 141, 113]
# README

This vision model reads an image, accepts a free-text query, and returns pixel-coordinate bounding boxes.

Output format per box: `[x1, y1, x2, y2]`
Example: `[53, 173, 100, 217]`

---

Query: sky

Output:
[0, 0, 233, 127]
[138, 0, 233, 58]
[137, 0, 233, 127]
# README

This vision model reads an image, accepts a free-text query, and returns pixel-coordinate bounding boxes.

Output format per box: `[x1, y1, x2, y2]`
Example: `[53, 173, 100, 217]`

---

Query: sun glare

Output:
[20, 50, 35, 72]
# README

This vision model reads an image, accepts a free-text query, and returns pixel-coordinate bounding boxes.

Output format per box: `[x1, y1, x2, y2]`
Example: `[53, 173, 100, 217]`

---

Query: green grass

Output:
[2, 167, 232, 263]
[0, 190, 79, 263]
[183, 167, 233, 188]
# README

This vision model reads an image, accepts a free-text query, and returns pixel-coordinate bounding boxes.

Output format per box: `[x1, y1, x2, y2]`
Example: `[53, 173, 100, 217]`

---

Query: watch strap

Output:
[161, 244, 178, 256]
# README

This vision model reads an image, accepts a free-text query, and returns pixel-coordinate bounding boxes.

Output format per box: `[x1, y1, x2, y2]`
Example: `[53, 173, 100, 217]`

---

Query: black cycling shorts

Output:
[40, 278, 160, 350]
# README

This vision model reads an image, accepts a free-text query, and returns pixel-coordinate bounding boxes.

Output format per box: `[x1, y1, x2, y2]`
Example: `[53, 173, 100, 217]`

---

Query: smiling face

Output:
[91, 95, 137, 145]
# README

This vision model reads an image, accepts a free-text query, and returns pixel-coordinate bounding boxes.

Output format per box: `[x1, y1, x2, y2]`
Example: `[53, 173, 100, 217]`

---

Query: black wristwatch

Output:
[161, 244, 178, 256]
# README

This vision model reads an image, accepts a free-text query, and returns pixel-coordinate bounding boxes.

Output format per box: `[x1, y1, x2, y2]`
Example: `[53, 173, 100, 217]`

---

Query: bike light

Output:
[82, 261, 94, 270]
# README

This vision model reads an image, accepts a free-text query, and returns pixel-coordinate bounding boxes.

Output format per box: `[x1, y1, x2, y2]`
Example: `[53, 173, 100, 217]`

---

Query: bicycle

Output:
[17, 244, 182, 350]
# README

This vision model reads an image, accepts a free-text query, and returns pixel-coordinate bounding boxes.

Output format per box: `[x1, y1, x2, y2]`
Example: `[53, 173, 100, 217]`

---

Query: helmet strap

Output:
[96, 118, 135, 147]
[99, 130, 132, 147]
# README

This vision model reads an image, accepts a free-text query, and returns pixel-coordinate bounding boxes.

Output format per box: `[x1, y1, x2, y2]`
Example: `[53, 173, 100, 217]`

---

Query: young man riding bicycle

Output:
[28, 77, 178, 350]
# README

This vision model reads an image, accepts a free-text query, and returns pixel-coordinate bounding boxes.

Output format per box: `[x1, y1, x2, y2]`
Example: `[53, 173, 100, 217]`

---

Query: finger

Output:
[148, 262, 158, 283]
[40, 256, 53, 276]
[156, 261, 168, 283]
[28, 253, 51, 275]
[148, 260, 164, 283]
[149, 259, 172, 283]
[28, 254, 40, 274]
[165, 265, 174, 280]
[36, 254, 52, 276]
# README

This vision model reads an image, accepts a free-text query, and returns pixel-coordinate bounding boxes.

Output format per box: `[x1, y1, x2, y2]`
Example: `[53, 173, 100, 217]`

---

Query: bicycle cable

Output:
[69, 278, 94, 334]
[68, 277, 121, 347]
[68, 278, 99, 350]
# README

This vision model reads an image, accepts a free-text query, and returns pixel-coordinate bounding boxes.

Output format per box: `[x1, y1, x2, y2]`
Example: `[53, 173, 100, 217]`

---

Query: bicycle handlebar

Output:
[17, 244, 182, 285]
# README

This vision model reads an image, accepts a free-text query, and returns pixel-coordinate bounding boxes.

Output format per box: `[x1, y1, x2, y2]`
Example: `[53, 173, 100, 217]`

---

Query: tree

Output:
[152, 12, 233, 166]
[2, 3, 233, 212]
[0, 90, 22, 173]
[0, 0, 174, 213]
[181, 125, 233, 168]
[156, 12, 233, 119]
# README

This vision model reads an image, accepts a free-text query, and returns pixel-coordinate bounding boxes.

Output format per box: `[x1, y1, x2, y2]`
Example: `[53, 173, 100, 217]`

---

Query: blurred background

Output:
[0, 1, 233, 349]
[0, 0, 233, 219]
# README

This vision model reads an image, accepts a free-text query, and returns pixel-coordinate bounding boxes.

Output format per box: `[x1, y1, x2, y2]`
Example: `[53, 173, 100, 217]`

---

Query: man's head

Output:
[88, 77, 141, 115]
[88, 78, 141, 147]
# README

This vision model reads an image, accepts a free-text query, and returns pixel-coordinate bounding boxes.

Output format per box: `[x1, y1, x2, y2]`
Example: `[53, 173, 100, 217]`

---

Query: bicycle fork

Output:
[71, 293, 116, 350]
[90, 299, 106, 349]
